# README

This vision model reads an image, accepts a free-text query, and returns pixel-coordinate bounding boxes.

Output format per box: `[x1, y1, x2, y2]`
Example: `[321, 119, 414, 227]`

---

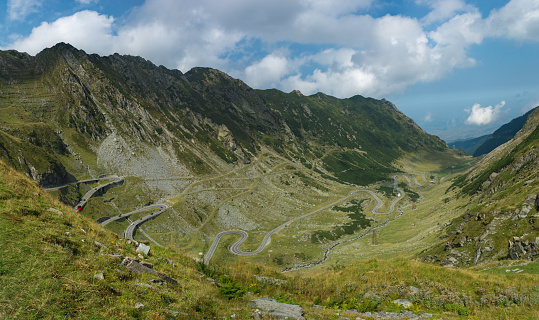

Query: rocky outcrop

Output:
[423, 192, 539, 267]
[508, 237, 539, 260]
[248, 298, 305, 320]
[121, 257, 178, 285]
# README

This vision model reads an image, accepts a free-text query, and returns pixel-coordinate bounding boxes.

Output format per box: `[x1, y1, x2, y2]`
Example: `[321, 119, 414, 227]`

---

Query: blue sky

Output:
[1, 0, 538, 141]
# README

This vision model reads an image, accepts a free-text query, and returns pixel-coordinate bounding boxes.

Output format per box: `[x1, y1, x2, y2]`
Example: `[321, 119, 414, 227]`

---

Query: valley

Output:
[1, 43, 538, 319]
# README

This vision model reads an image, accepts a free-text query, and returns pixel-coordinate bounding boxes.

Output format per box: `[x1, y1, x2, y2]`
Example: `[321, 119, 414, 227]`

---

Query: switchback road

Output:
[124, 204, 168, 241]
[204, 174, 419, 265]
[73, 176, 123, 210]
[45, 175, 167, 243]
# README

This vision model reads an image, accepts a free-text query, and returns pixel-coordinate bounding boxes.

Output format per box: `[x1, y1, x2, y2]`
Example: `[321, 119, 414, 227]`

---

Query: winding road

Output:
[73, 176, 123, 210]
[100, 204, 166, 227]
[124, 204, 168, 241]
[45, 175, 167, 243]
[204, 174, 419, 265]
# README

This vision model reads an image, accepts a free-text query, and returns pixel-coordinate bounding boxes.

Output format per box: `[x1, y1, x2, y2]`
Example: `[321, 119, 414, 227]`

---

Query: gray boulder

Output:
[391, 299, 412, 308]
[136, 243, 151, 255]
[121, 257, 178, 285]
[248, 297, 305, 320]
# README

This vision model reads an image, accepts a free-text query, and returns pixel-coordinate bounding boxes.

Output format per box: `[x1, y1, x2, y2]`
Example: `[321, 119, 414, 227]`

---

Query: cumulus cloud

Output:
[8, 11, 114, 55]
[244, 54, 291, 88]
[418, 0, 474, 25]
[7, 0, 42, 21]
[486, 0, 539, 41]
[3, 0, 539, 98]
[465, 101, 505, 125]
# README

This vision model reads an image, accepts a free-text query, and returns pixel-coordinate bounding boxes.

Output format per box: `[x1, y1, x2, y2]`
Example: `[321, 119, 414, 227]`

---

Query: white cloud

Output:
[424, 112, 433, 122]
[429, 11, 485, 46]
[7, 0, 42, 21]
[8, 11, 114, 55]
[465, 101, 505, 125]
[3, 0, 539, 99]
[418, 0, 474, 25]
[76, 0, 99, 5]
[244, 54, 290, 88]
[486, 0, 539, 41]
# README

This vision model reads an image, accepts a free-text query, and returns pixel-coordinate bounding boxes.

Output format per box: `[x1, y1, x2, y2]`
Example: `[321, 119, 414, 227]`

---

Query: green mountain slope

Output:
[473, 107, 537, 156]
[0, 43, 457, 259]
[1, 159, 538, 319]
[420, 107, 539, 266]
[449, 134, 490, 155]
[0, 43, 445, 187]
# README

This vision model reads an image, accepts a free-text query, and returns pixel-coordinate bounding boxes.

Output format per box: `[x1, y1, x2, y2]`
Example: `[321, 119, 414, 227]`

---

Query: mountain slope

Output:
[449, 134, 490, 155]
[0, 42, 462, 269]
[0, 43, 446, 188]
[420, 107, 539, 266]
[1, 159, 538, 319]
[472, 107, 537, 156]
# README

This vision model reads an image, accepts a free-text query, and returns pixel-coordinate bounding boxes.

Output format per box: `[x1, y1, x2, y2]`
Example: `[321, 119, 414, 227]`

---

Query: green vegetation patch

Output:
[311, 199, 371, 243]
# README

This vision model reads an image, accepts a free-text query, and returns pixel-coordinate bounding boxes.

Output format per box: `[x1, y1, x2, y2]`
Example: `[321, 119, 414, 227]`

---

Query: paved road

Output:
[43, 178, 100, 191]
[73, 176, 123, 210]
[100, 205, 163, 226]
[204, 174, 420, 265]
[124, 204, 168, 241]
[282, 208, 405, 272]
[45, 174, 167, 243]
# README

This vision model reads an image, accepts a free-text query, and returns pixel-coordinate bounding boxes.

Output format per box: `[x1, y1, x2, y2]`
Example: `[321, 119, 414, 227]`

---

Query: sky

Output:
[1, 0, 538, 141]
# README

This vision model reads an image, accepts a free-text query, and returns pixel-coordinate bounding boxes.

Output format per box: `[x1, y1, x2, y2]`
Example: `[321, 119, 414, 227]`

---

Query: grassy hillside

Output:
[418, 108, 539, 267]
[1, 160, 539, 319]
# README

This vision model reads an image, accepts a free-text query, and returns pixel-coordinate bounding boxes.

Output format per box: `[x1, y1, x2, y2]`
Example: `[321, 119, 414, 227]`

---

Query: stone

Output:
[167, 310, 179, 317]
[121, 257, 178, 285]
[48, 208, 64, 216]
[391, 299, 413, 308]
[140, 261, 153, 269]
[508, 240, 527, 260]
[134, 302, 144, 309]
[248, 297, 305, 320]
[254, 275, 288, 285]
[94, 272, 104, 280]
[136, 243, 151, 255]
[122, 257, 155, 274]
[94, 241, 108, 250]
[409, 286, 420, 293]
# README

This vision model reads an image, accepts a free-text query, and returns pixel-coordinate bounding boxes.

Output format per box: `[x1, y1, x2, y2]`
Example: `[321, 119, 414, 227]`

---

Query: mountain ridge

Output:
[0, 42, 446, 187]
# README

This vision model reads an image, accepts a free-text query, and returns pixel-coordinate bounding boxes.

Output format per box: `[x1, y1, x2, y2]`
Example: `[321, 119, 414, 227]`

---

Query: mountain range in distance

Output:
[448, 107, 538, 156]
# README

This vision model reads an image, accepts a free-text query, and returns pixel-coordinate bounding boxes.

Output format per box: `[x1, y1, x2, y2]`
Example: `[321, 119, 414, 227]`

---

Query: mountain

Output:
[0, 42, 459, 261]
[448, 108, 537, 156]
[472, 107, 538, 156]
[0, 43, 445, 188]
[420, 107, 539, 266]
[448, 134, 490, 155]
[2, 43, 539, 318]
